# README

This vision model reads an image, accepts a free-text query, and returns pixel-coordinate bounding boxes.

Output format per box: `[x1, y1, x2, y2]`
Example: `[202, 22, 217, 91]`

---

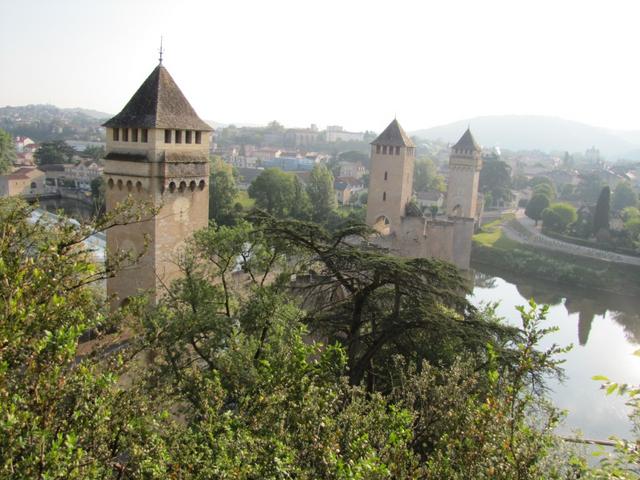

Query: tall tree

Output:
[209, 157, 239, 225]
[34, 140, 76, 165]
[248, 168, 295, 217]
[612, 182, 638, 212]
[290, 175, 311, 220]
[414, 157, 445, 192]
[593, 186, 611, 234]
[0, 128, 16, 174]
[541, 203, 577, 233]
[525, 194, 550, 226]
[479, 159, 513, 206]
[306, 163, 336, 223]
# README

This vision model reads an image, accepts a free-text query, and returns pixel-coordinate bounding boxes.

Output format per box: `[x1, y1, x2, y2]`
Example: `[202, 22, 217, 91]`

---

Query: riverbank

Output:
[472, 217, 640, 297]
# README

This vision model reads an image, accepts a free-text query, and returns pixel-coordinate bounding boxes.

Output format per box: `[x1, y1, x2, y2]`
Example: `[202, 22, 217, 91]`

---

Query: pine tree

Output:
[593, 186, 610, 235]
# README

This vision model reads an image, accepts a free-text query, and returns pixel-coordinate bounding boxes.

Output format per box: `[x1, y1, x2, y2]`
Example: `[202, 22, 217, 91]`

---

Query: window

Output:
[382, 146, 387, 154]
[141, 129, 148, 143]
[384, 171, 388, 180]
[132, 128, 138, 142]
[113, 128, 119, 141]
[383, 192, 386, 201]
[165, 129, 172, 143]
[122, 128, 129, 142]
[395, 146, 400, 155]
[376, 145, 381, 154]
[186, 130, 192, 144]
[175, 130, 182, 144]
[195, 131, 202, 144]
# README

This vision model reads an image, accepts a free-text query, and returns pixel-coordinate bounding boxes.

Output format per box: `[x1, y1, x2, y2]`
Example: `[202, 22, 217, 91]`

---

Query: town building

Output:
[0, 167, 45, 197]
[102, 62, 211, 307]
[325, 126, 365, 143]
[338, 160, 366, 179]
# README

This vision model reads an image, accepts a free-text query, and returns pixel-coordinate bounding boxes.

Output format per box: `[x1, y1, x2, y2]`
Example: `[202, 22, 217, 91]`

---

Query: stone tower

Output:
[445, 128, 482, 219]
[365, 119, 416, 234]
[103, 63, 212, 307]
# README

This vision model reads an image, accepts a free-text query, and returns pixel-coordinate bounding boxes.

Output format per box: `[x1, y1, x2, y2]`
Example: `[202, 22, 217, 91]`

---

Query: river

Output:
[471, 264, 640, 441]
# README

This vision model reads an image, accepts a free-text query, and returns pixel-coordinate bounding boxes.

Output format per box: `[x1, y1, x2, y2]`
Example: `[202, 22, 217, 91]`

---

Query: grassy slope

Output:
[472, 217, 640, 296]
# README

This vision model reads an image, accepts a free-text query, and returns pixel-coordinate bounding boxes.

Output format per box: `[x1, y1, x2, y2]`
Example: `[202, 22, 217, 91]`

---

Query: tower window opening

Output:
[132, 128, 139, 142]
[126, 180, 133, 192]
[189, 180, 196, 191]
[175, 130, 182, 144]
[195, 131, 202, 144]
[382, 146, 387, 154]
[384, 171, 388, 180]
[186, 130, 192, 144]
[141, 129, 148, 143]
[136, 181, 142, 192]
[117, 179, 123, 190]
[376, 145, 381, 154]
[395, 146, 400, 155]
[113, 128, 120, 141]
[164, 129, 172, 143]
[383, 192, 386, 201]
[198, 179, 206, 190]
[122, 128, 129, 142]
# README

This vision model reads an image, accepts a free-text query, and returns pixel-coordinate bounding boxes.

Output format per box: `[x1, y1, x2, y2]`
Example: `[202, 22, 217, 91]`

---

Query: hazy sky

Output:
[1, 0, 640, 132]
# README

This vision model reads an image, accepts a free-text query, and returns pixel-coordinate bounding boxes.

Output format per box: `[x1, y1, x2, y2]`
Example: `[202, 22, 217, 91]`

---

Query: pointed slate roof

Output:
[452, 128, 481, 152]
[103, 65, 212, 131]
[371, 119, 415, 148]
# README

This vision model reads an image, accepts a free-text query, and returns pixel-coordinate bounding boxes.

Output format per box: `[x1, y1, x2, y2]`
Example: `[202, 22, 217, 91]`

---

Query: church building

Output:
[102, 62, 212, 307]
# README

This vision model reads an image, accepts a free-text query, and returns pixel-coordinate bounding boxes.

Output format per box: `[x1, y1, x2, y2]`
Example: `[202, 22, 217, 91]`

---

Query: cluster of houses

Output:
[0, 136, 103, 199]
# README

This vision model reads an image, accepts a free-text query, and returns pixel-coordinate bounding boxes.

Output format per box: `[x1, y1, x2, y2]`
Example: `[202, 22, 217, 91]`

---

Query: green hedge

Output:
[541, 230, 640, 258]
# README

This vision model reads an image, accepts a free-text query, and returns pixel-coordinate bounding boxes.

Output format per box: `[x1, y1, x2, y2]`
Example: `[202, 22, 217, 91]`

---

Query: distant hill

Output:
[411, 115, 640, 160]
[0, 104, 108, 142]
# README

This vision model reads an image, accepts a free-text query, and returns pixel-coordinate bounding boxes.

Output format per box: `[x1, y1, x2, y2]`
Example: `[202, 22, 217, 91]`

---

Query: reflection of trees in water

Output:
[514, 284, 563, 306]
[474, 271, 497, 289]
[39, 198, 94, 223]
[612, 311, 640, 346]
[475, 267, 640, 348]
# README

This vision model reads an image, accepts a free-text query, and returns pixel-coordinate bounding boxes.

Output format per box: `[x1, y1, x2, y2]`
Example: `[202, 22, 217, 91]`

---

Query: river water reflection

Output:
[470, 265, 640, 440]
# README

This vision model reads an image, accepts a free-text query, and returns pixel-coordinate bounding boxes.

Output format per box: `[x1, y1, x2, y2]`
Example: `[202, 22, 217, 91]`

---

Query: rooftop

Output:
[452, 128, 481, 152]
[103, 64, 212, 131]
[371, 119, 415, 148]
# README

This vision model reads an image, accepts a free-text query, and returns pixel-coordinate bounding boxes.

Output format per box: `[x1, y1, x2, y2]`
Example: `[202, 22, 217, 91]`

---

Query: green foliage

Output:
[34, 140, 76, 165]
[0, 198, 162, 478]
[542, 203, 577, 234]
[533, 182, 556, 201]
[414, 157, 445, 193]
[306, 163, 337, 223]
[248, 168, 296, 217]
[612, 182, 638, 212]
[83, 145, 105, 161]
[593, 186, 611, 235]
[0, 128, 15, 174]
[90, 176, 105, 217]
[480, 159, 513, 206]
[0, 198, 611, 477]
[209, 157, 239, 225]
[525, 194, 550, 225]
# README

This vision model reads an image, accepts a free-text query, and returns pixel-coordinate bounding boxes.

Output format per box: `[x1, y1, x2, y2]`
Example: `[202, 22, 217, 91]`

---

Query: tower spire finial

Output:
[158, 36, 164, 65]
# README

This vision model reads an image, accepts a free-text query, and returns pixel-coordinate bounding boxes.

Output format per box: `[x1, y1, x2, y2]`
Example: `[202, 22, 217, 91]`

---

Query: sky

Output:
[1, 0, 640, 132]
